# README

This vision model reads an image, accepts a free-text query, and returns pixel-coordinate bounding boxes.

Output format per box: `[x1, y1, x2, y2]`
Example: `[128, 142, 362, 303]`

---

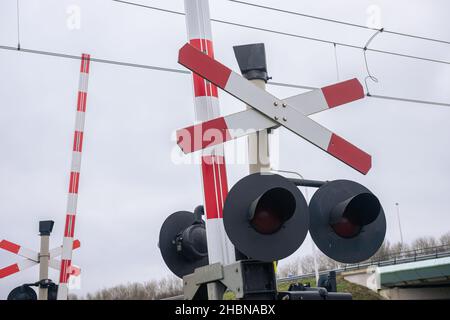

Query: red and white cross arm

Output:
[0, 260, 36, 279]
[49, 260, 81, 276]
[0, 239, 81, 279]
[282, 78, 364, 115]
[49, 239, 80, 259]
[0, 240, 39, 262]
[177, 79, 365, 154]
[178, 43, 371, 175]
[0, 239, 38, 279]
[49, 240, 81, 275]
[57, 53, 90, 300]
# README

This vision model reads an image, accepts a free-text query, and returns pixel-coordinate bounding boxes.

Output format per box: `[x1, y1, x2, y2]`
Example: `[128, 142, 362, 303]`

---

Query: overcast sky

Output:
[1, 0, 449, 299]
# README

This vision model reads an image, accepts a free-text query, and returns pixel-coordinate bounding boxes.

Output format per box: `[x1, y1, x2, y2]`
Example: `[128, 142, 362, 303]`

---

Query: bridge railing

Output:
[277, 244, 450, 284]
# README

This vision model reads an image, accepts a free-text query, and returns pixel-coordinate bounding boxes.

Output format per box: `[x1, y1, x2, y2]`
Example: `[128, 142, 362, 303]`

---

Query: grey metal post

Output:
[233, 44, 271, 174]
[247, 79, 271, 173]
[395, 203, 404, 249]
[38, 220, 54, 300]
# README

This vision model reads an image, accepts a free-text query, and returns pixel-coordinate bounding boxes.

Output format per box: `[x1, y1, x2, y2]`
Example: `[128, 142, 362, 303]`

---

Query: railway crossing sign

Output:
[0, 239, 81, 279]
[176, 43, 372, 174]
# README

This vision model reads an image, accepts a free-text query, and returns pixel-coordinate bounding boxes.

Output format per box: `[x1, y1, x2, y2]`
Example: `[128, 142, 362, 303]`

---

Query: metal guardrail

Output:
[161, 294, 184, 300]
[277, 245, 450, 284]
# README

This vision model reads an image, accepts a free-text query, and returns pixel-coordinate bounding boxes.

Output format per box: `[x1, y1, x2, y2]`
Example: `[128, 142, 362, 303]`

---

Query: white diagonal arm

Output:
[49, 239, 80, 259]
[178, 43, 371, 174]
[0, 260, 37, 279]
[0, 240, 39, 262]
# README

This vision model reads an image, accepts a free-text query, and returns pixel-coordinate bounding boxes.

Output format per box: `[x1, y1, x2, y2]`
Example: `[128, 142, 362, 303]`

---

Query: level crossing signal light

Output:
[221, 174, 386, 264]
[158, 206, 208, 278]
[7, 279, 58, 300]
[309, 180, 386, 263]
[223, 173, 309, 262]
[159, 176, 387, 275]
[7, 285, 37, 300]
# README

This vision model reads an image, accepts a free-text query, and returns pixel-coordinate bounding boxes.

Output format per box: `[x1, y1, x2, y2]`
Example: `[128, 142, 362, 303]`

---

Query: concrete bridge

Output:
[343, 256, 450, 299]
[278, 246, 450, 299]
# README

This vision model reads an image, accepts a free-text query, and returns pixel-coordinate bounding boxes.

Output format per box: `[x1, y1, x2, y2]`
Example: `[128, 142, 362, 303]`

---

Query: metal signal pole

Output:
[248, 79, 270, 174]
[395, 202, 404, 248]
[38, 221, 54, 300]
[233, 44, 271, 174]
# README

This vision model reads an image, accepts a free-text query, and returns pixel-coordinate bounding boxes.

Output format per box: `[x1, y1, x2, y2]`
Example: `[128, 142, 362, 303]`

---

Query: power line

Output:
[333, 43, 340, 81]
[112, 0, 184, 16]
[363, 29, 383, 93]
[228, 0, 450, 45]
[230, 0, 372, 31]
[1, 44, 449, 108]
[16, 0, 21, 49]
[269, 80, 450, 107]
[368, 94, 450, 108]
[267, 81, 317, 91]
[112, 0, 450, 66]
[0, 45, 190, 74]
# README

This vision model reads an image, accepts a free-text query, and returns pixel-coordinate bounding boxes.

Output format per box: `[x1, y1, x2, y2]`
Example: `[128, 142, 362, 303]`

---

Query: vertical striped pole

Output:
[57, 54, 90, 300]
[184, 0, 235, 297]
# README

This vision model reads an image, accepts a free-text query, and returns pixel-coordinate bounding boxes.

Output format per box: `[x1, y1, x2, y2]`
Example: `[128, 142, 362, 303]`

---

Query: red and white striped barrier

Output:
[184, 0, 236, 266]
[0, 239, 80, 279]
[177, 43, 371, 174]
[57, 53, 90, 300]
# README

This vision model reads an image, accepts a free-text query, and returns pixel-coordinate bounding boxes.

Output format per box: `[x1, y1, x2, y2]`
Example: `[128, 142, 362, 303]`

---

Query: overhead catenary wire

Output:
[363, 29, 384, 93]
[0, 45, 190, 74]
[1, 44, 449, 108]
[333, 43, 340, 81]
[16, 0, 21, 50]
[367, 94, 450, 108]
[112, 0, 450, 66]
[228, 0, 450, 45]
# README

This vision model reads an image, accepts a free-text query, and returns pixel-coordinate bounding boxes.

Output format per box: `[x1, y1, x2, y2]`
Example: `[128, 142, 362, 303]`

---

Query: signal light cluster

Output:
[7, 279, 58, 300]
[159, 173, 386, 278]
[159, 208, 208, 278]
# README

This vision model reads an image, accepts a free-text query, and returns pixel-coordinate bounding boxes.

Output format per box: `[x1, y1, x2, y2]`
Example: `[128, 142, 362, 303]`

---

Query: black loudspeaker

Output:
[309, 180, 386, 263]
[233, 43, 269, 82]
[159, 209, 208, 278]
[223, 173, 309, 262]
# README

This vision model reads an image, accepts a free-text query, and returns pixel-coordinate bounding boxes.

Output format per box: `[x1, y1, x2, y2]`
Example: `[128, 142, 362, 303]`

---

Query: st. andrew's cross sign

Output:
[176, 43, 372, 175]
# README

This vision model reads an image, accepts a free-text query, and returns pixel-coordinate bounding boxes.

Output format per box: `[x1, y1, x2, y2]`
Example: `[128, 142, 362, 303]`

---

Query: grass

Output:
[335, 275, 383, 300]
[223, 275, 383, 300]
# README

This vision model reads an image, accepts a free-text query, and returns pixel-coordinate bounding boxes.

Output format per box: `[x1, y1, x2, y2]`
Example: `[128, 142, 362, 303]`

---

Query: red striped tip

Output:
[189, 39, 214, 57]
[178, 43, 232, 89]
[176, 117, 231, 153]
[68, 172, 80, 194]
[321, 78, 365, 108]
[0, 240, 20, 254]
[73, 131, 84, 152]
[201, 155, 228, 219]
[77, 92, 88, 112]
[59, 259, 72, 283]
[327, 133, 372, 175]
[64, 215, 76, 238]
[69, 266, 81, 277]
[0, 264, 20, 279]
[73, 239, 81, 250]
[80, 53, 91, 74]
